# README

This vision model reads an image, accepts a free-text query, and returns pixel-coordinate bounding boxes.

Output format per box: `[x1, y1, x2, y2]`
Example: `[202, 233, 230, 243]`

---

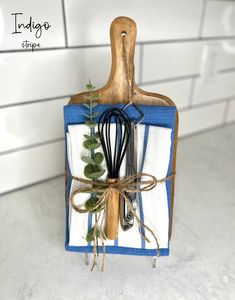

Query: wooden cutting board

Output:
[68, 16, 178, 239]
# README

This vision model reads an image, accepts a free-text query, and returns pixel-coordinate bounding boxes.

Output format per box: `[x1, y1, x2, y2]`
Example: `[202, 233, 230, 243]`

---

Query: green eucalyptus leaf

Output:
[90, 169, 105, 180]
[93, 152, 104, 164]
[83, 139, 100, 150]
[85, 196, 103, 213]
[93, 132, 100, 139]
[83, 100, 97, 107]
[85, 196, 98, 210]
[86, 83, 95, 91]
[84, 132, 99, 140]
[86, 226, 105, 242]
[81, 156, 96, 165]
[91, 102, 98, 108]
[84, 164, 100, 178]
[83, 134, 92, 140]
[82, 113, 91, 119]
[95, 191, 103, 196]
[86, 227, 95, 242]
[91, 112, 100, 118]
[84, 164, 105, 180]
[96, 227, 106, 240]
[85, 120, 97, 128]
[83, 103, 90, 109]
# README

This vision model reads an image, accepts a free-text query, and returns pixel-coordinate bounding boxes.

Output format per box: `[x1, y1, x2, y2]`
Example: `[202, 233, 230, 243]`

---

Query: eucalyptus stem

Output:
[88, 87, 98, 253]
[81, 80, 106, 243]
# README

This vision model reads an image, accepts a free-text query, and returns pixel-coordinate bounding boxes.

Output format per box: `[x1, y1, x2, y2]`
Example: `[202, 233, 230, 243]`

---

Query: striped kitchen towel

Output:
[66, 123, 172, 253]
[64, 104, 177, 256]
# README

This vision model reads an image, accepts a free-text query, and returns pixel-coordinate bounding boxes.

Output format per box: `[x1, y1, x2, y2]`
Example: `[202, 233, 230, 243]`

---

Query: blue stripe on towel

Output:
[138, 125, 150, 249]
[65, 133, 71, 247]
[87, 213, 92, 246]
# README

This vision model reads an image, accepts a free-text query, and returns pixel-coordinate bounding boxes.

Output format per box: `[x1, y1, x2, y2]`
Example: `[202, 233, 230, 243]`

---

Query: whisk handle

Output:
[105, 178, 120, 240]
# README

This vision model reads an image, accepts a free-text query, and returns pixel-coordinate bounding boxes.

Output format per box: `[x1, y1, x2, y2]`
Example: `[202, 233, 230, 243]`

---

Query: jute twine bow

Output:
[67, 172, 174, 271]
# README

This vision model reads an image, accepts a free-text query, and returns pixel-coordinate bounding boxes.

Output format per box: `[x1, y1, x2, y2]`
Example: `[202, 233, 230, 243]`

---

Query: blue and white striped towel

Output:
[66, 124, 172, 250]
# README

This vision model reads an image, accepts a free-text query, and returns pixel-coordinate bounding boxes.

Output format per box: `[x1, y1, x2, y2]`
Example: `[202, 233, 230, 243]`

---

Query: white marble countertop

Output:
[0, 124, 235, 300]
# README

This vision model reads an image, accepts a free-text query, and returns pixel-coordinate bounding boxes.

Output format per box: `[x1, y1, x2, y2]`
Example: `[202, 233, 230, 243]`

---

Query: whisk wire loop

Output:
[98, 108, 131, 178]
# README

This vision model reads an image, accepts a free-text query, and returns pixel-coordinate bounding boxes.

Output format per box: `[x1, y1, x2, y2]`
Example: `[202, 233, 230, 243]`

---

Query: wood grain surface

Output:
[105, 178, 120, 240]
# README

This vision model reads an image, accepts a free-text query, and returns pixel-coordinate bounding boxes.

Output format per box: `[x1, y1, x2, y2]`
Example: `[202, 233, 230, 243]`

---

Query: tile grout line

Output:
[61, 0, 69, 47]
[0, 137, 65, 156]
[139, 36, 232, 45]
[219, 67, 235, 74]
[0, 95, 72, 109]
[198, 0, 207, 38]
[179, 95, 235, 112]
[188, 75, 197, 107]
[1, 68, 235, 110]
[0, 106, 162, 154]
[0, 45, 110, 54]
[208, 0, 235, 1]
[1, 74, 235, 110]
[2, 121, 235, 197]
[222, 98, 231, 124]
[140, 74, 200, 86]
[1, 96, 235, 157]
[0, 174, 64, 197]
[179, 122, 229, 140]
[1, 36, 235, 54]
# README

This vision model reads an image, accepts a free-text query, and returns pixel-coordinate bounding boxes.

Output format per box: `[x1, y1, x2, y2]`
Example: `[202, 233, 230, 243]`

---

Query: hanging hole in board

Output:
[121, 31, 127, 36]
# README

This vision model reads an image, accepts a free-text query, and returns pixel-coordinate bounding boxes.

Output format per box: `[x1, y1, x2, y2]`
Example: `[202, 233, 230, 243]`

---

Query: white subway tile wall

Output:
[0, 0, 235, 193]
[0, 141, 64, 194]
[0, 98, 67, 153]
[64, 0, 204, 46]
[226, 99, 235, 123]
[193, 72, 235, 104]
[202, 1, 235, 37]
[219, 40, 235, 70]
[142, 42, 203, 82]
[179, 102, 226, 136]
[140, 79, 192, 109]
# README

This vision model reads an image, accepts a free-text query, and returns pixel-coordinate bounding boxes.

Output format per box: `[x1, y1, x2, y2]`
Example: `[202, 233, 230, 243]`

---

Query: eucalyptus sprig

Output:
[82, 80, 106, 242]
[82, 81, 105, 180]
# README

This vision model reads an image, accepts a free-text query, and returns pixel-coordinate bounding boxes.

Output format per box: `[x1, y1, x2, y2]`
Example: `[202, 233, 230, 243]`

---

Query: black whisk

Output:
[98, 107, 131, 240]
[98, 108, 131, 179]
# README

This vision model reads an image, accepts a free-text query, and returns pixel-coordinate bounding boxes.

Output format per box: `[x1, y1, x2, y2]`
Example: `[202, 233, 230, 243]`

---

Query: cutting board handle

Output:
[105, 16, 137, 99]
[69, 16, 175, 106]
